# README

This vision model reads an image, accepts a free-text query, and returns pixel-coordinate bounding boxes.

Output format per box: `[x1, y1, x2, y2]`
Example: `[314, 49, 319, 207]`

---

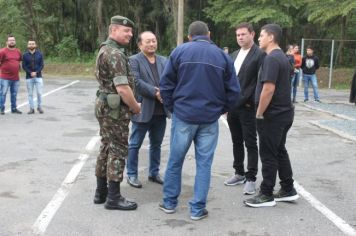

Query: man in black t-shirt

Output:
[244, 24, 299, 208]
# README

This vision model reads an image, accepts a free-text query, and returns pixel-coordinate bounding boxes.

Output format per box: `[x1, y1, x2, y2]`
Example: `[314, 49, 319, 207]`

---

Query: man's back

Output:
[160, 36, 240, 124]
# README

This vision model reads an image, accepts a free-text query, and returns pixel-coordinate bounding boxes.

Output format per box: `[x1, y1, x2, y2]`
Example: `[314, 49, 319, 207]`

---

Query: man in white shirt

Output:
[224, 22, 264, 195]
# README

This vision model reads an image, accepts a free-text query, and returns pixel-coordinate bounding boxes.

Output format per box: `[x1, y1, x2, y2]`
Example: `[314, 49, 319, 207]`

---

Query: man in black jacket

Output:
[224, 22, 264, 195]
[302, 46, 320, 102]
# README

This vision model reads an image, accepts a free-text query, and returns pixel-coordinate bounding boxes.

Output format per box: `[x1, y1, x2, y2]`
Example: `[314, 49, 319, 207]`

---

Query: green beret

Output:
[111, 15, 134, 28]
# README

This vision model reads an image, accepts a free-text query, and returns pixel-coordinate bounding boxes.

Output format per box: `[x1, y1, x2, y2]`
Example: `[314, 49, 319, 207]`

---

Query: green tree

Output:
[306, 0, 356, 65]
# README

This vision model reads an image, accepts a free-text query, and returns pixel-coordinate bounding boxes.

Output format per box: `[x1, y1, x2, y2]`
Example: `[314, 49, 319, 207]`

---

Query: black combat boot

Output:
[93, 177, 108, 204]
[104, 181, 137, 210]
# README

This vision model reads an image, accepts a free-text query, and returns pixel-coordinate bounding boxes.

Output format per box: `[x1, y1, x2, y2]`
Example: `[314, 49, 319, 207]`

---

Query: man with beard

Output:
[0, 35, 22, 114]
[22, 40, 45, 114]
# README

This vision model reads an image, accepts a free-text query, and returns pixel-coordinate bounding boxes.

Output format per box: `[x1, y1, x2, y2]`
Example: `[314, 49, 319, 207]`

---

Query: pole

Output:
[177, 0, 184, 45]
[299, 38, 305, 87]
[329, 40, 335, 89]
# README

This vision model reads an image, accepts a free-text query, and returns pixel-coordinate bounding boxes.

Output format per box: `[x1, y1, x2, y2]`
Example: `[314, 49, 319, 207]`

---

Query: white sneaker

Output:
[243, 181, 256, 195]
[224, 174, 246, 186]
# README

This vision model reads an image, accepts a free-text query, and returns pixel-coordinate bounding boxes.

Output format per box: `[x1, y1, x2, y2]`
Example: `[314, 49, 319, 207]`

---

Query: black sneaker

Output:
[190, 209, 208, 221]
[158, 203, 176, 214]
[28, 109, 35, 114]
[244, 192, 276, 207]
[273, 188, 299, 202]
[11, 109, 22, 114]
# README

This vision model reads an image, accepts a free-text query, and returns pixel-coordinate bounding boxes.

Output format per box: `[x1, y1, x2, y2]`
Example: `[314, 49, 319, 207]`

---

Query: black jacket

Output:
[301, 55, 319, 75]
[230, 44, 265, 108]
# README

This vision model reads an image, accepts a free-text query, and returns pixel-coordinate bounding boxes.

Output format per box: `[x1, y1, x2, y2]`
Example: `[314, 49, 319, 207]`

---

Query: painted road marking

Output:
[32, 135, 100, 235]
[4, 80, 80, 113]
[300, 103, 356, 121]
[219, 115, 356, 236]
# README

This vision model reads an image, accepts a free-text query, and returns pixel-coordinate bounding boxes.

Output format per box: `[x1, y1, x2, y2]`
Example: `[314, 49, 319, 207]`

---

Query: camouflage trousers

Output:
[95, 98, 130, 182]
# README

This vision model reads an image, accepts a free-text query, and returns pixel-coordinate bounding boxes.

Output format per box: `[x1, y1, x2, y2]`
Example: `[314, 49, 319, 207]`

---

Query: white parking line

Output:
[32, 135, 100, 235]
[4, 80, 80, 113]
[219, 115, 356, 236]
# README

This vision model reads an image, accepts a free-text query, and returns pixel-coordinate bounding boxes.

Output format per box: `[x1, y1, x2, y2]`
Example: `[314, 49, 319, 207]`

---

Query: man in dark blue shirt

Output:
[22, 40, 44, 114]
[159, 21, 240, 220]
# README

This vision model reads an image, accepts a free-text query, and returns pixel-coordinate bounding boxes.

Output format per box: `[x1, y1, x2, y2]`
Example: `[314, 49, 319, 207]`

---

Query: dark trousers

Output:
[257, 111, 294, 196]
[227, 105, 258, 181]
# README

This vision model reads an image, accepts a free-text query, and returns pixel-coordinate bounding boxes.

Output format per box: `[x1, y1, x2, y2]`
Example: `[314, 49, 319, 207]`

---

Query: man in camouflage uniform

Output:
[93, 15, 141, 211]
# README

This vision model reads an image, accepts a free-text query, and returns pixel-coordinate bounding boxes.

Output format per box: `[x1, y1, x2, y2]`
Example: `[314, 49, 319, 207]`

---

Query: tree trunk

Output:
[97, 0, 105, 43]
[336, 16, 347, 66]
[23, 0, 40, 45]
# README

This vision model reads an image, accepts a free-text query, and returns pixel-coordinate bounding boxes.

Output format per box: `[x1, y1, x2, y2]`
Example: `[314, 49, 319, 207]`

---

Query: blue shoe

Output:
[190, 209, 208, 221]
[158, 203, 175, 214]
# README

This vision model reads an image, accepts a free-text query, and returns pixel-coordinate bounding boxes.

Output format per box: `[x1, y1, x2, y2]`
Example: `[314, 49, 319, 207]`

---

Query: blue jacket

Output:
[160, 36, 241, 124]
[129, 52, 170, 123]
[22, 50, 44, 79]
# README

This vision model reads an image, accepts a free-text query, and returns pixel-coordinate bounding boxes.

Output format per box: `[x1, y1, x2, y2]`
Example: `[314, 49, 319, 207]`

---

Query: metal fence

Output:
[300, 38, 356, 88]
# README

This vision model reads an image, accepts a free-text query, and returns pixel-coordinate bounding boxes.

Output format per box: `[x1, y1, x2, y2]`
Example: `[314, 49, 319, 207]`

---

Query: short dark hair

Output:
[188, 21, 209, 37]
[235, 22, 254, 33]
[307, 45, 313, 50]
[136, 31, 155, 45]
[261, 24, 282, 44]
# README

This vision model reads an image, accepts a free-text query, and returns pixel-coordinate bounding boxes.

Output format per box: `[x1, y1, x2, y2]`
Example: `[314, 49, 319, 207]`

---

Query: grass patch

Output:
[317, 67, 354, 89]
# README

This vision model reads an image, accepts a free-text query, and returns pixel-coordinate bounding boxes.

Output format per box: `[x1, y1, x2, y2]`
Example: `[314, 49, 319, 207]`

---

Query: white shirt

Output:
[234, 48, 250, 76]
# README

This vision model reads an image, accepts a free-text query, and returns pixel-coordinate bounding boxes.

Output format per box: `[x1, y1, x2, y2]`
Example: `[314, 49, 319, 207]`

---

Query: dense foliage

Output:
[0, 0, 355, 66]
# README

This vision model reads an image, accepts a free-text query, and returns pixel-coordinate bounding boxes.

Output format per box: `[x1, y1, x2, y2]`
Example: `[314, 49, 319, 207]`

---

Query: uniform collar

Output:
[101, 38, 126, 52]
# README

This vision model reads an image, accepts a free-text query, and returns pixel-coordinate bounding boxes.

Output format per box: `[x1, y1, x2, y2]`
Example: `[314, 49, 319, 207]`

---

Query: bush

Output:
[54, 36, 80, 59]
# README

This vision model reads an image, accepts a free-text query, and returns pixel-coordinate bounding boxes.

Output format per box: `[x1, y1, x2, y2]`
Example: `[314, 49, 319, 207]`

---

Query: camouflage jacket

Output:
[95, 38, 135, 120]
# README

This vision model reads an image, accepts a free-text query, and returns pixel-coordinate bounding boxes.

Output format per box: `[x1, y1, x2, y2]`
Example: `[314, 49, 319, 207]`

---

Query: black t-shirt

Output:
[147, 60, 165, 115]
[255, 49, 293, 118]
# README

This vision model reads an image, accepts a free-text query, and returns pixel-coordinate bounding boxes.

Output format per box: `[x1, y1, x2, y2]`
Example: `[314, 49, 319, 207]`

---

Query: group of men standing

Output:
[0, 36, 44, 115]
[289, 44, 321, 103]
[93, 15, 299, 220]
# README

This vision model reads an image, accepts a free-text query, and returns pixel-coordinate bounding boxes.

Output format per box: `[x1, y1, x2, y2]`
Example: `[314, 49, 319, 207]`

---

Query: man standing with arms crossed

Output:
[159, 21, 240, 220]
[93, 15, 141, 211]
[224, 23, 264, 195]
[22, 39, 44, 114]
[0, 35, 22, 115]
[244, 24, 299, 207]
[126, 31, 169, 188]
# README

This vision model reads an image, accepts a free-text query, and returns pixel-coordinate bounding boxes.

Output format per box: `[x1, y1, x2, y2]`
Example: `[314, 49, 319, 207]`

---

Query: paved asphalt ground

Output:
[0, 77, 356, 236]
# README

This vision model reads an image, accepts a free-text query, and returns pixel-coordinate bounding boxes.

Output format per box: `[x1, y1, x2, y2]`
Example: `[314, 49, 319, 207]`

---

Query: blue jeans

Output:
[162, 114, 218, 217]
[127, 115, 167, 178]
[303, 73, 320, 101]
[26, 77, 44, 109]
[0, 79, 19, 111]
[291, 71, 299, 101]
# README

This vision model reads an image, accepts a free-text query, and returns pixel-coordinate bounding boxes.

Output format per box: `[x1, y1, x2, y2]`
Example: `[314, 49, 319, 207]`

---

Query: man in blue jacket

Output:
[159, 21, 240, 221]
[126, 31, 170, 188]
[22, 40, 44, 114]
